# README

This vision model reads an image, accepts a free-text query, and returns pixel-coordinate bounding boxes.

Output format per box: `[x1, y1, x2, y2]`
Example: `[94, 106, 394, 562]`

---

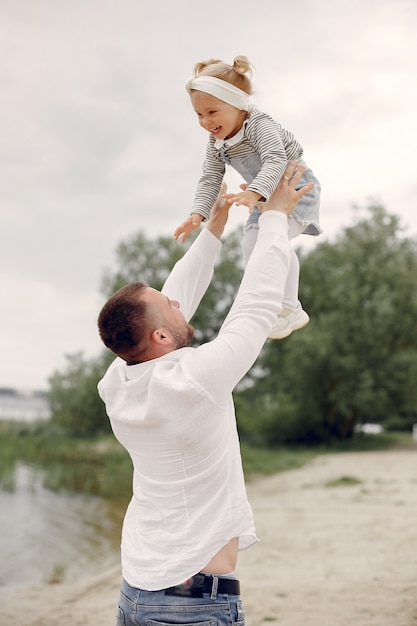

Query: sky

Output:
[1, 0, 416, 391]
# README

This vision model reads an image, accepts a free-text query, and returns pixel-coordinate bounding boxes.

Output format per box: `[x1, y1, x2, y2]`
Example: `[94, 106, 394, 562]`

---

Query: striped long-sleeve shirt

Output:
[192, 107, 304, 220]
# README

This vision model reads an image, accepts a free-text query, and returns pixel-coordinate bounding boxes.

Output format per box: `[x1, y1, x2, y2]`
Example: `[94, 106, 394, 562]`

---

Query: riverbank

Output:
[1, 446, 416, 625]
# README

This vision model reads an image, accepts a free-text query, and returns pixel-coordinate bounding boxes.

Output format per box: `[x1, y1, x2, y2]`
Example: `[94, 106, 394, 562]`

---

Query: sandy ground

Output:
[1, 446, 416, 626]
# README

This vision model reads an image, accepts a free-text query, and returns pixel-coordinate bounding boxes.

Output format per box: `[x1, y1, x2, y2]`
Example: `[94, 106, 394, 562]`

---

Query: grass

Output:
[241, 430, 409, 480]
[47, 564, 66, 585]
[0, 421, 132, 498]
[240, 442, 317, 480]
[325, 475, 363, 487]
[0, 420, 412, 498]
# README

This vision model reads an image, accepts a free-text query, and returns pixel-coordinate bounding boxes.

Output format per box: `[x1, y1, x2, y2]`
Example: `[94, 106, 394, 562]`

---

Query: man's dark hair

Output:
[98, 282, 150, 362]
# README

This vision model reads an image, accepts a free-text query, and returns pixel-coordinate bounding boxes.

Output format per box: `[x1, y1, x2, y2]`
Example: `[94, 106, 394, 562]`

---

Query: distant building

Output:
[0, 388, 50, 422]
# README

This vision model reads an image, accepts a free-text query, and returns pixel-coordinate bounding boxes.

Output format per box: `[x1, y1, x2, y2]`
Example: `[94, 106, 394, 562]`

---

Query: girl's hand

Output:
[173, 213, 204, 243]
[221, 189, 261, 212]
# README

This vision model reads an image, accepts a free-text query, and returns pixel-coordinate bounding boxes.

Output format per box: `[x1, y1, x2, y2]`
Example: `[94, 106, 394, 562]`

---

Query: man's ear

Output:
[151, 328, 170, 344]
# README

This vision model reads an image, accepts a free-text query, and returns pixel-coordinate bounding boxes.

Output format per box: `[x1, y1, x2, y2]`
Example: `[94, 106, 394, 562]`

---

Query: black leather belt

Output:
[164, 573, 240, 597]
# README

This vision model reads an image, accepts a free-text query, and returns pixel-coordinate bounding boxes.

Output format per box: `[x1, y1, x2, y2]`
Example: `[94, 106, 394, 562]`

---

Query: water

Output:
[0, 461, 126, 589]
[0, 391, 127, 589]
[0, 391, 50, 422]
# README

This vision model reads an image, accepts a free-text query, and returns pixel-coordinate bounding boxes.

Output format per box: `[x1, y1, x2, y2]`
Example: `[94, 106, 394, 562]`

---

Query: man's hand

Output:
[174, 213, 204, 243]
[205, 182, 232, 240]
[260, 161, 314, 216]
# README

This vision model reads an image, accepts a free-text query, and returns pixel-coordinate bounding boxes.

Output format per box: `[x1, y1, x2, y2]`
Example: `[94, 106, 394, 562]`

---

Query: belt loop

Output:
[210, 575, 219, 600]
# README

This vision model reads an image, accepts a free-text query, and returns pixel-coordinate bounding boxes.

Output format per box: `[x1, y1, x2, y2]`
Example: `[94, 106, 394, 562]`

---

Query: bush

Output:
[48, 351, 114, 437]
[383, 415, 417, 433]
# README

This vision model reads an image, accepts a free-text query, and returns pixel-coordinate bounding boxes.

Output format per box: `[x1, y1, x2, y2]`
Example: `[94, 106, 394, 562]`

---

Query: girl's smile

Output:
[190, 91, 247, 141]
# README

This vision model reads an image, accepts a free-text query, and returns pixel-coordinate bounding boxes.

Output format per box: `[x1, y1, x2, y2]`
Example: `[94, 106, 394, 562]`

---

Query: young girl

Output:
[174, 55, 321, 339]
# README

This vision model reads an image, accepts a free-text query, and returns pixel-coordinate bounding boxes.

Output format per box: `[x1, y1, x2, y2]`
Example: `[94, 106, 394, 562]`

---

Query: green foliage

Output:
[48, 351, 114, 437]
[325, 476, 362, 487]
[249, 203, 417, 443]
[239, 441, 317, 479]
[100, 231, 187, 296]
[46, 204, 417, 446]
[383, 414, 417, 432]
[0, 422, 132, 498]
[0, 421, 404, 497]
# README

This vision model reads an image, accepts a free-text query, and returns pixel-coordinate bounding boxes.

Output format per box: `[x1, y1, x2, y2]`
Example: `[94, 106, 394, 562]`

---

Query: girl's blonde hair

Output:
[191, 55, 253, 95]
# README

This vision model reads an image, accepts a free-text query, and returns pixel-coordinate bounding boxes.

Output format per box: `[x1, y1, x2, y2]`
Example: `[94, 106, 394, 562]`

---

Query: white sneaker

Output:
[268, 305, 310, 340]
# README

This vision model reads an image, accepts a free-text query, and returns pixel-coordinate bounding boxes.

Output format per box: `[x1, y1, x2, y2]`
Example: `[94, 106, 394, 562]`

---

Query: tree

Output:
[100, 231, 185, 296]
[49, 204, 417, 444]
[242, 204, 417, 443]
[48, 351, 114, 436]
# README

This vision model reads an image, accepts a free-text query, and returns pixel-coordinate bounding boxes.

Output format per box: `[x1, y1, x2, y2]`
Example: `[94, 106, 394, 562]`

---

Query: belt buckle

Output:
[165, 573, 205, 598]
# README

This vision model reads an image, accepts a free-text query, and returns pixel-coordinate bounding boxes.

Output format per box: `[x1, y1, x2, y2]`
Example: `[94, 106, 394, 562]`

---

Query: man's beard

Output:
[170, 323, 194, 349]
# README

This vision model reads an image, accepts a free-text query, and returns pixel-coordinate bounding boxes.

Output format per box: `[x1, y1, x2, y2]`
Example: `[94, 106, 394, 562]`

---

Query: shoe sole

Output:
[268, 314, 310, 340]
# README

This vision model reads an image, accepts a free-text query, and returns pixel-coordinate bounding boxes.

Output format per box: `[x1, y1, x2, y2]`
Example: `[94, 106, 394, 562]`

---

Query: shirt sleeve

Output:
[191, 141, 226, 220]
[245, 112, 303, 200]
[182, 211, 290, 401]
[162, 228, 222, 322]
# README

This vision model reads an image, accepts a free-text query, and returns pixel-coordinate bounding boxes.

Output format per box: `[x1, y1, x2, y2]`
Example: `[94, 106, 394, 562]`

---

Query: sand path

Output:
[1, 446, 416, 625]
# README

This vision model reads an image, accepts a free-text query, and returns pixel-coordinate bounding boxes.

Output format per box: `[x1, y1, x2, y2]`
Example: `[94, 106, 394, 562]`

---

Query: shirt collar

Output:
[214, 118, 248, 150]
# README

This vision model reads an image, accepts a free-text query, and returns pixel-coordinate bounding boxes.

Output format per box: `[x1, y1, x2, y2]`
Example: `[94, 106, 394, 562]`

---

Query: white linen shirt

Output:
[98, 211, 290, 590]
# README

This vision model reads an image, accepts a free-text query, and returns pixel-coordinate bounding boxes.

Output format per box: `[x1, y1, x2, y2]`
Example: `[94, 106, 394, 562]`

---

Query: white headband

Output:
[185, 75, 250, 111]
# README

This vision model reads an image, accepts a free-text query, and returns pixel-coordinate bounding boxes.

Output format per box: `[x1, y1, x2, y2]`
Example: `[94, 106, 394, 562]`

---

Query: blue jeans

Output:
[116, 578, 246, 626]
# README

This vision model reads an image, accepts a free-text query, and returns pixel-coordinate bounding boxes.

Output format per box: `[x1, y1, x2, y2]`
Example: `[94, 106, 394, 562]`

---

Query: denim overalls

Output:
[219, 149, 321, 235]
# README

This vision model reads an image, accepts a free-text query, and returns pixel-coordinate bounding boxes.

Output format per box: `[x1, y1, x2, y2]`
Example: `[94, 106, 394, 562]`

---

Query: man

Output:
[97, 162, 313, 626]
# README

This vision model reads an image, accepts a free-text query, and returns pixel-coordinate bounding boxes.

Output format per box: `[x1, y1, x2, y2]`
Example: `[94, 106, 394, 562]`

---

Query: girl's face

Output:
[190, 91, 247, 141]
